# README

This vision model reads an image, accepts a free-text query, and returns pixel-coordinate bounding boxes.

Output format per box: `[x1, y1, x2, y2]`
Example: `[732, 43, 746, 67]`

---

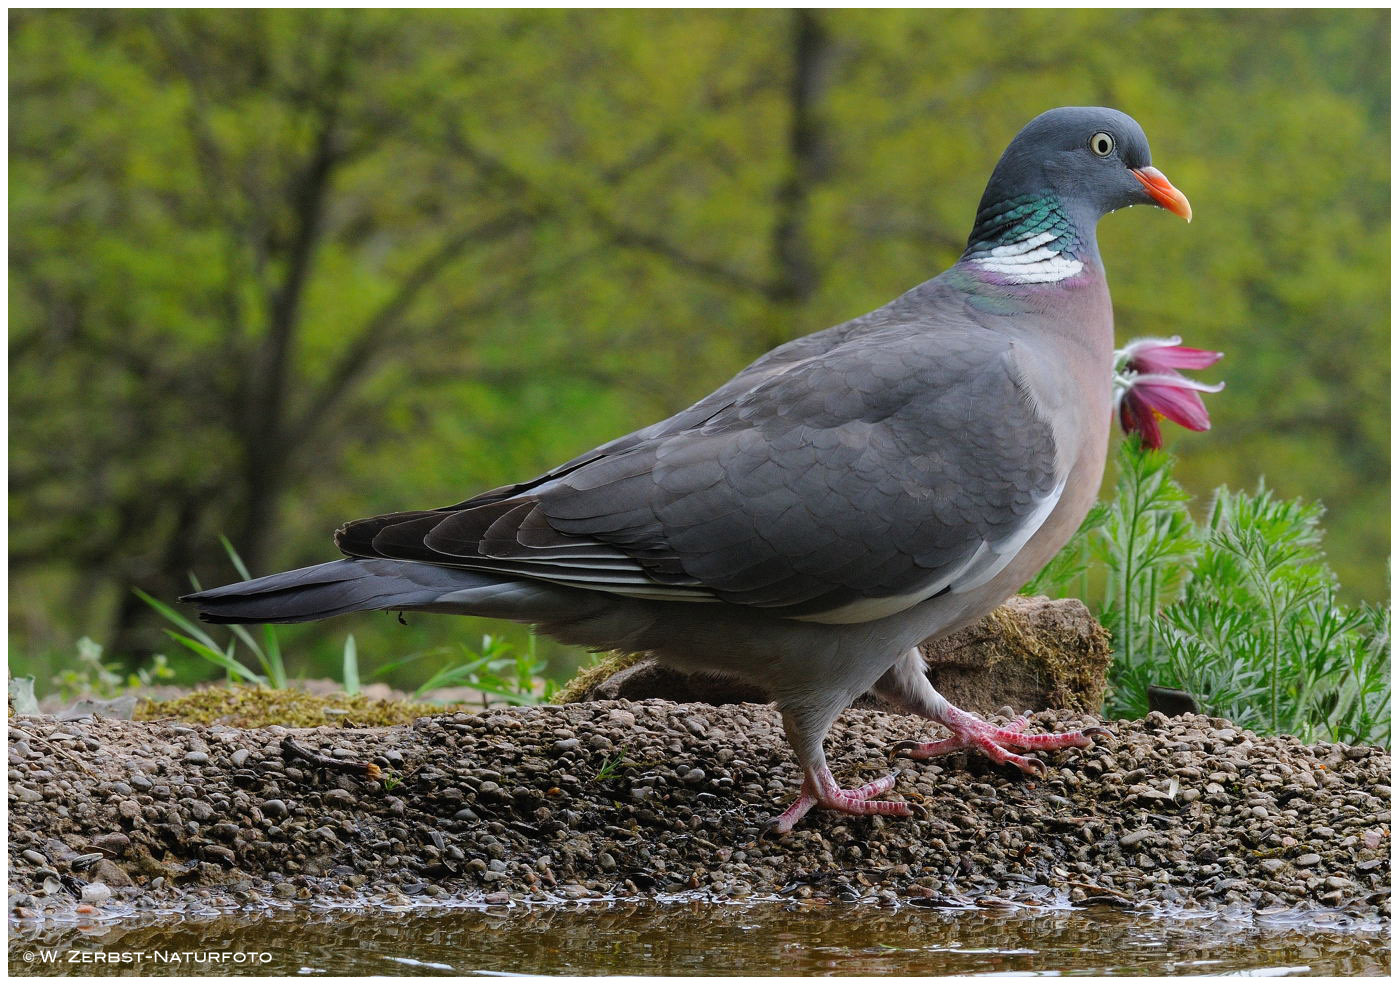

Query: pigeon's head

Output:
[981, 106, 1191, 224]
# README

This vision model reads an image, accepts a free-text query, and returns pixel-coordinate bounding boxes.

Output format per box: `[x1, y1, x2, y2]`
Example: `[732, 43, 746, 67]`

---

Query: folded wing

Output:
[336, 325, 1062, 624]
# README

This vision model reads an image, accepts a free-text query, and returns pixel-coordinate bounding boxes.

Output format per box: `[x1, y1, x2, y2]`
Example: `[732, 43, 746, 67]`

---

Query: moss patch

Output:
[134, 684, 467, 728]
[553, 652, 645, 704]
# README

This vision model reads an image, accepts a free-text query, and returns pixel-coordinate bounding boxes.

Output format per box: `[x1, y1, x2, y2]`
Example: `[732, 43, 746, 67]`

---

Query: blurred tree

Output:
[8, 9, 1388, 678]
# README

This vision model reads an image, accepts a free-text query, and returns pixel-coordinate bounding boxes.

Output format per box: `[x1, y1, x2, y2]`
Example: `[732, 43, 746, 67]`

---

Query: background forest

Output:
[9, 9, 1389, 692]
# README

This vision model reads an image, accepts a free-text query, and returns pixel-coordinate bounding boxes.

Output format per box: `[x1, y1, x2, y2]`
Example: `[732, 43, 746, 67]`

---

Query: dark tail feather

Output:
[181, 559, 454, 625]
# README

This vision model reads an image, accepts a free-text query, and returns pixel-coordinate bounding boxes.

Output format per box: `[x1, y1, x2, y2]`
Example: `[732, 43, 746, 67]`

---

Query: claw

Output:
[1024, 756, 1047, 776]
[889, 740, 921, 760]
[1082, 726, 1111, 740]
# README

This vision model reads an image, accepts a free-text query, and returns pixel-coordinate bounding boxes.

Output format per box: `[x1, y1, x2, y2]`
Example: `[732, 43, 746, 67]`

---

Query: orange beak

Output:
[1131, 166, 1192, 222]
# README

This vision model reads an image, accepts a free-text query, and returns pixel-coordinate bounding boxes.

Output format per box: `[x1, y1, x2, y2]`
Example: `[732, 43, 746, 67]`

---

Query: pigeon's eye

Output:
[1089, 131, 1115, 157]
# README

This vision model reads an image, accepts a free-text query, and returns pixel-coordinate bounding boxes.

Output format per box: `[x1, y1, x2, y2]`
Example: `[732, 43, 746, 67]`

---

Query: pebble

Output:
[80, 883, 112, 903]
[1119, 829, 1153, 848]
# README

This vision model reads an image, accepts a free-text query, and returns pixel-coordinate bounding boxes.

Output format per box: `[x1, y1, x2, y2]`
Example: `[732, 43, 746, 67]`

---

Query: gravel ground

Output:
[7, 702, 1391, 921]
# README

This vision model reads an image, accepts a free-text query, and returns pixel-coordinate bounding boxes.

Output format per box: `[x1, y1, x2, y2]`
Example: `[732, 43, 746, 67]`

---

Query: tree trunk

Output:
[765, 8, 834, 352]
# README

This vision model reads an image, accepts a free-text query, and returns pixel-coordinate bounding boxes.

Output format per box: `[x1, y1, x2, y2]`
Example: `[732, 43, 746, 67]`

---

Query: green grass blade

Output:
[219, 535, 253, 581]
[343, 635, 360, 697]
[227, 623, 266, 662]
[263, 625, 286, 689]
[134, 589, 222, 653]
[163, 630, 264, 684]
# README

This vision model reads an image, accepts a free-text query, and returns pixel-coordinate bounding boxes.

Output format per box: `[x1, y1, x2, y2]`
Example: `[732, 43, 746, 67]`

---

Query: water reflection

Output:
[11, 901, 1389, 976]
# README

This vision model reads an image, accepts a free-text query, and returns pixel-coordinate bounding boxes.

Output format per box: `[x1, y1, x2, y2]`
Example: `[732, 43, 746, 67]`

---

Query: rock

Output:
[557, 657, 766, 704]
[80, 883, 112, 903]
[557, 594, 1109, 715]
[914, 596, 1110, 715]
[89, 859, 135, 887]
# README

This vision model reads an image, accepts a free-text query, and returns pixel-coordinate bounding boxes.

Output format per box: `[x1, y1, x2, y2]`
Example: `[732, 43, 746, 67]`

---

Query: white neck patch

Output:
[970, 230, 1084, 285]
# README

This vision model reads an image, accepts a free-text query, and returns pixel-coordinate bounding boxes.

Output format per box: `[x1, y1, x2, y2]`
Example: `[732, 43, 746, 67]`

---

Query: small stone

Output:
[90, 860, 135, 887]
[1120, 829, 1153, 848]
[262, 799, 289, 819]
[80, 883, 112, 903]
[184, 751, 209, 765]
[273, 882, 297, 898]
[1294, 853, 1322, 867]
[22, 850, 46, 866]
[91, 833, 130, 856]
[231, 749, 251, 768]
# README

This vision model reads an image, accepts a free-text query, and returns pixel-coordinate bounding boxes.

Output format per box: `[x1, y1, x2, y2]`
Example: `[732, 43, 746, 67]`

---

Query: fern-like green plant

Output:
[1031, 440, 1390, 745]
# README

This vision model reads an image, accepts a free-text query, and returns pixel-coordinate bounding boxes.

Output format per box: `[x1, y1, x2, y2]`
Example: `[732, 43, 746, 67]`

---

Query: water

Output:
[10, 901, 1389, 977]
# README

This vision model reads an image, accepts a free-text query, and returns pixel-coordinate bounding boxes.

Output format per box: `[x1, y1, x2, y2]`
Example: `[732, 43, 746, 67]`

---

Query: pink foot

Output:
[769, 768, 912, 834]
[893, 706, 1107, 775]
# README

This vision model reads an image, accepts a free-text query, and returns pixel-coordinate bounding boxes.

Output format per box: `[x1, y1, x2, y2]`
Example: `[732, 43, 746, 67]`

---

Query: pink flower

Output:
[1113, 336, 1224, 449]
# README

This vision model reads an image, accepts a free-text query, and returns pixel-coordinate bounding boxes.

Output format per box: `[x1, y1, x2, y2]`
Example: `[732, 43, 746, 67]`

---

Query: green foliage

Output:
[375, 634, 556, 705]
[48, 637, 176, 701]
[1032, 441, 1390, 745]
[593, 749, 633, 783]
[342, 635, 360, 698]
[137, 541, 318, 691]
[8, 9, 1387, 683]
[1157, 489, 1390, 745]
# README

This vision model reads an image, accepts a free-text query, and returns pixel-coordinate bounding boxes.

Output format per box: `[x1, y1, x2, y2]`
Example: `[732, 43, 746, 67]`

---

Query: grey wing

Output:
[437, 313, 885, 507]
[337, 326, 1064, 624]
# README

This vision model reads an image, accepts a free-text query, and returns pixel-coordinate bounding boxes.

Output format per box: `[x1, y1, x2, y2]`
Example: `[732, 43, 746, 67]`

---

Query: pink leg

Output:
[770, 765, 911, 834]
[894, 704, 1107, 775]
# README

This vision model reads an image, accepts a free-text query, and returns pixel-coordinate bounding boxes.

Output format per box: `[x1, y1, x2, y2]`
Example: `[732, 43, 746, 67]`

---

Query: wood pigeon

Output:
[186, 106, 1192, 832]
